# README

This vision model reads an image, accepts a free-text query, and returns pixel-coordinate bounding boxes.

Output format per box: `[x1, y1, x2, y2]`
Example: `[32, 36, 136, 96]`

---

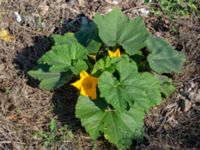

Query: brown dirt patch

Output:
[1, 0, 200, 150]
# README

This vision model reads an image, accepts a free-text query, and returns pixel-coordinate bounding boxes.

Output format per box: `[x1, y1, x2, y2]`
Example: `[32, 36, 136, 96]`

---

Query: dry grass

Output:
[0, 0, 200, 149]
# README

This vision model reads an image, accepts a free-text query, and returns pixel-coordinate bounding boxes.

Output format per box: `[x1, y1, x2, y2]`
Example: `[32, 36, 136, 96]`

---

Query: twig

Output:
[16, 24, 45, 35]
[65, 5, 80, 16]
[0, 141, 12, 144]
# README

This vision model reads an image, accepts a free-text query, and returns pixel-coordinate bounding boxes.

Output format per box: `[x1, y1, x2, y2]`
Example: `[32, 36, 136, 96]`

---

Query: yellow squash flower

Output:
[0, 29, 14, 42]
[71, 71, 98, 100]
[108, 48, 121, 58]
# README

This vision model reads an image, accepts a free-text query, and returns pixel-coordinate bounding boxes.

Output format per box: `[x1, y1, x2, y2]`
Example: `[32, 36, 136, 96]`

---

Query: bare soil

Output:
[0, 0, 200, 150]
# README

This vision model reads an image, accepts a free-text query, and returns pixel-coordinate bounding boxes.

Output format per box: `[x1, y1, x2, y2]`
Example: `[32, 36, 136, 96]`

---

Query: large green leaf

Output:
[154, 74, 175, 97]
[94, 8, 148, 55]
[146, 34, 186, 73]
[98, 60, 161, 112]
[29, 35, 89, 90]
[52, 32, 78, 45]
[71, 59, 88, 75]
[28, 64, 73, 90]
[75, 22, 102, 54]
[38, 43, 88, 74]
[76, 96, 145, 150]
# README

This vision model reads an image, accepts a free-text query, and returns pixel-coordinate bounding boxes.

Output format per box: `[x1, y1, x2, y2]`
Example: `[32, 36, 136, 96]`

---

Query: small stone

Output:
[55, 0, 62, 3]
[38, 3, 49, 16]
[168, 116, 178, 127]
[105, 0, 120, 5]
[78, 0, 85, 6]
[195, 90, 200, 101]
[138, 8, 150, 17]
[112, 0, 119, 5]
[0, 64, 5, 72]
[179, 99, 192, 112]
[188, 91, 196, 101]
[107, 8, 113, 13]
[14, 11, 22, 23]
[68, 0, 76, 6]
[32, 126, 39, 131]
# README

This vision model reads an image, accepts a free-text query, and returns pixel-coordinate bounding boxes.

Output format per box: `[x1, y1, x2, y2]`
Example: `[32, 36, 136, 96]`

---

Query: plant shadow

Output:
[13, 35, 53, 88]
[13, 15, 92, 132]
[51, 85, 82, 130]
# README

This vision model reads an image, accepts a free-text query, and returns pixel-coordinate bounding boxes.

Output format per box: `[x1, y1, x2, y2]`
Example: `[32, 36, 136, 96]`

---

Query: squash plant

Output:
[28, 8, 185, 149]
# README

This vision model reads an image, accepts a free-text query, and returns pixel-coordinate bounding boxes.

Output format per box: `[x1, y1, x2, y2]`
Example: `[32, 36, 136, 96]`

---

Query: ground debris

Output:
[1, 0, 200, 149]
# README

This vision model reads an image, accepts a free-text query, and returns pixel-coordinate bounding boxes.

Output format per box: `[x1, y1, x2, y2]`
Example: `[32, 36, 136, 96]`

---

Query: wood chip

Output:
[38, 3, 49, 16]
[0, 64, 5, 72]
[6, 114, 17, 121]
[78, 0, 85, 6]
[180, 99, 192, 112]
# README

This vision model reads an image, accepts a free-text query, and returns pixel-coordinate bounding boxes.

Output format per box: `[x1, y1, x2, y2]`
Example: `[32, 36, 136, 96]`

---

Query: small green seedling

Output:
[146, 0, 200, 17]
[34, 118, 73, 147]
